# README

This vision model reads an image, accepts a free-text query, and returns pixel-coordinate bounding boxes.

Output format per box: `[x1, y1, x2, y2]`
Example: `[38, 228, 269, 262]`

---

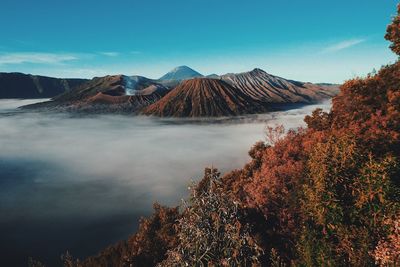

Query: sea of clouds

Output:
[0, 99, 330, 265]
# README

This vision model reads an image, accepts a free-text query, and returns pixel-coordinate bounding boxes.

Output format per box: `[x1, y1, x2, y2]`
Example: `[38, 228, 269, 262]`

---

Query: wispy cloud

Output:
[322, 38, 366, 53]
[0, 52, 78, 65]
[99, 52, 120, 57]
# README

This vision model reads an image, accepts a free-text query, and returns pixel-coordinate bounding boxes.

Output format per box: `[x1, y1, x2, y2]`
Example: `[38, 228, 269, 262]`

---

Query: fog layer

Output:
[0, 99, 330, 266]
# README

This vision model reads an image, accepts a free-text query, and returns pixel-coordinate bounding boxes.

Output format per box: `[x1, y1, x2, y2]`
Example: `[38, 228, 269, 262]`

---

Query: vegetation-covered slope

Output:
[29, 4, 400, 267]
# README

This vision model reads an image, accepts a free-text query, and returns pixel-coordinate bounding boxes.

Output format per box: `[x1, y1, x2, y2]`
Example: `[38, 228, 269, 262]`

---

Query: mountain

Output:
[0, 72, 88, 99]
[142, 78, 270, 117]
[54, 75, 168, 102]
[220, 68, 339, 103]
[21, 68, 339, 116]
[159, 66, 203, 81]
[206, 74, 220, 79]
[23, 75, 169, 113]
[144, 68, 339, 117]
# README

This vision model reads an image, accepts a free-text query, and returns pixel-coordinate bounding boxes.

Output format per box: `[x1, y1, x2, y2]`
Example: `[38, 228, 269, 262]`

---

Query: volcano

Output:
[142, 78, 270, 117]
[23, 75, 169, 113]
[220, 68, 339, 103]
[159, 66, 203, 81]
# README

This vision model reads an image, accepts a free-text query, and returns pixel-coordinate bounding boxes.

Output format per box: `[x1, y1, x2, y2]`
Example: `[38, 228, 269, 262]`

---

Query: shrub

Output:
[159, 168, 263, 267]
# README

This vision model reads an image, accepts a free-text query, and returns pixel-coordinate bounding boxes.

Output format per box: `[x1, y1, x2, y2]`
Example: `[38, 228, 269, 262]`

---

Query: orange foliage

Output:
[82, 204, 179, 267]
[385, 4, 400, 55]
[78, 6, 400, 265]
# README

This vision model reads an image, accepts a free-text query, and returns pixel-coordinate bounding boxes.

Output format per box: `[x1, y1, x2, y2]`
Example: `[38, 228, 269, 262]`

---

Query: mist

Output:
[0, 99, 331, 266]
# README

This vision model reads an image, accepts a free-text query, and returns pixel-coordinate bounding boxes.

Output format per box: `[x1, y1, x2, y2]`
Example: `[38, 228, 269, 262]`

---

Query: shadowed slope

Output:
[0, 72, 87, 99]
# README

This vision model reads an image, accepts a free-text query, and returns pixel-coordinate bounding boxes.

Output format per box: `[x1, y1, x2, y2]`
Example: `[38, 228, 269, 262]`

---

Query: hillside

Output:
[78, 59, 400, 267]
[220, 68, 339, 103]
[23, 75, 168, 113]
[78, 60, 400, 266]
[0, 72, 87, 99]
[26, 4, 400, 266]
[142, 78, 270, 117]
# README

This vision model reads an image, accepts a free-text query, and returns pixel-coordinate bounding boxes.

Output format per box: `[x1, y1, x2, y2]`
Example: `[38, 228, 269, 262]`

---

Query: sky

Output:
[0, 0, 399, 83]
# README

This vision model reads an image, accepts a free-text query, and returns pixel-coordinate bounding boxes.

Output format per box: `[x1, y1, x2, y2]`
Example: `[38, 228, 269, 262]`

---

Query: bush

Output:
[159, 168, 263, 267]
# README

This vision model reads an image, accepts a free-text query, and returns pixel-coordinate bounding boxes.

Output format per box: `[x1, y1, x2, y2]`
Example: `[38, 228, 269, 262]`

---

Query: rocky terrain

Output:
[21, 66, 339, 116]
[219, 68, 339, 103]
[24, 75, 168, 113]
[142, 68, 339, 117]
[142, 78, 271, 117]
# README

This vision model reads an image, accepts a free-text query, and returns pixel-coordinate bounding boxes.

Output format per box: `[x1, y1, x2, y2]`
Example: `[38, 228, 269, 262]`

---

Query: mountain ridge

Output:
[220, 68, 338, 103]
[21, 66, 339, 116]
[0, 72, 88, 99]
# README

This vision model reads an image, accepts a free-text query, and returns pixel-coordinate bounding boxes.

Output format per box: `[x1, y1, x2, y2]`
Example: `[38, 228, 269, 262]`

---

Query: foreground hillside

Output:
[27, 4, 400, 266]
[0, 72, 87, 98]
[72, 7, 400, 266]
[71, 61, 400, 267]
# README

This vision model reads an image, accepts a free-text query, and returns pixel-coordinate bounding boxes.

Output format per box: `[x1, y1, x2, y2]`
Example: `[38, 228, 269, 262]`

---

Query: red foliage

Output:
[385, 4, 400, 55]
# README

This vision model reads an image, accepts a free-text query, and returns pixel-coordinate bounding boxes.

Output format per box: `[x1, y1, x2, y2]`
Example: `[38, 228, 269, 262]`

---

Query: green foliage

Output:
[297, 134, 399, 266]
[159, 168, 263, 267]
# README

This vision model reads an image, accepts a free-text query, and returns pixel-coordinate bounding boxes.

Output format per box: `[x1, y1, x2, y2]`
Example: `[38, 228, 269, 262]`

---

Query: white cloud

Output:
[322, 38, 366, 53]
[0, 52, 78, 65]
[99, 52, 120, 57]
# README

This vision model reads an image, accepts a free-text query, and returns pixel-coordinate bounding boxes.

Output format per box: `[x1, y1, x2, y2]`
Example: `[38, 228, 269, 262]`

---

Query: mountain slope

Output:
[0, 72, 87, 99]
[24, 75, 168, 112]
[159, 66, 203, 81]
[142, 78, 270, 117]
[221, 68, 339, 103]
[54, 75, 168, 102]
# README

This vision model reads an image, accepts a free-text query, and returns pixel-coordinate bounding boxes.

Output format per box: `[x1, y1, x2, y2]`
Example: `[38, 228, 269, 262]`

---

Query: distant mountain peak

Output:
[159, 66, 203, 81]
[250, 68, 267, 74]
[172, 65, 191, 71]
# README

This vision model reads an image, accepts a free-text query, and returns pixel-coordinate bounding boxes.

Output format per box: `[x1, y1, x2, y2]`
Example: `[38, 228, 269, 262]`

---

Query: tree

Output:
[298, 134, 399, 266]
[385, 4, 400, 55]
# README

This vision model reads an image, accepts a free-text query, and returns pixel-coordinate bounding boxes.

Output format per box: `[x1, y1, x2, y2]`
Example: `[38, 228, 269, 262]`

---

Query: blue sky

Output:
[0, 0, 398, 83]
